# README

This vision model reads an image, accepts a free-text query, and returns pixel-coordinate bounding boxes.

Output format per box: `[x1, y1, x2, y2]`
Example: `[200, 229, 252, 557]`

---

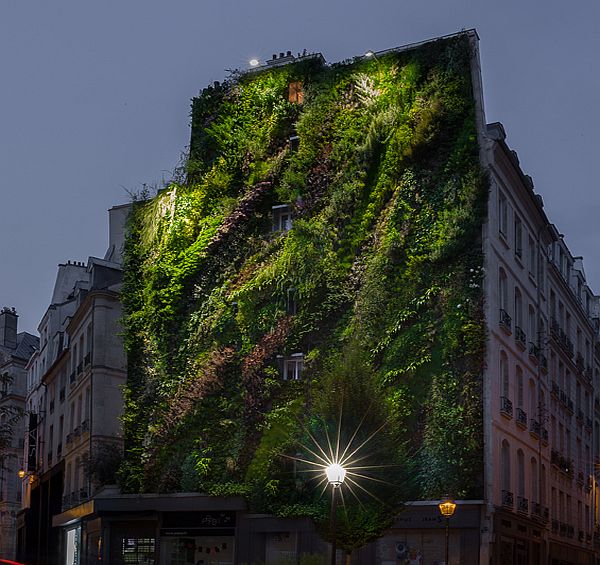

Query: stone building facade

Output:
[16, 205, 128, 565]
[0, 307, 38, 560]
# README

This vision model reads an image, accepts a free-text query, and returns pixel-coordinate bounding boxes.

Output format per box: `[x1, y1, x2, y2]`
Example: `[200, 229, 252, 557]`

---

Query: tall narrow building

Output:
[0, 307, 39, 560]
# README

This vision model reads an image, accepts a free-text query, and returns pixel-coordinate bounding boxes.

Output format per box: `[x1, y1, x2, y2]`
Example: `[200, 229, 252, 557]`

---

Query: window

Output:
[501, 440, 511, 492]
[516, 366, 524, 408]
[288, 81, 304, 104]
[514, 216, 523, 258]
[529, 379, 536, 419]
[498, 191, 508, 237]
[280, 353, 304, 380]
[531, 457, 538, 504]
[272, 205, 292, 232]
[517, 449, 525, 497]
[528, 236, 536, 277]
[528, 305, 536, 344]
[500, 351, 510, 399]
[514, 287, 522, 326]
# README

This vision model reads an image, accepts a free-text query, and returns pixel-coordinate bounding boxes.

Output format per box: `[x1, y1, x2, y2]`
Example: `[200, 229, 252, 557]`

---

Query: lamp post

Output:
[438, 496, 457, 565]
[326, 463, 346, 565]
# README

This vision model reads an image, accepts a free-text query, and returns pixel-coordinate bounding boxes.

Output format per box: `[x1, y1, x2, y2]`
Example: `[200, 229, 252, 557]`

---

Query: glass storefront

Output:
[159, 535, 235, 565]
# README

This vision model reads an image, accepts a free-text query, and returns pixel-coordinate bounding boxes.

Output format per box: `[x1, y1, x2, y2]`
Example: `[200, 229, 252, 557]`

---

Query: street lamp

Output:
[249, 58, 260, 67]
[326, 463, 346, 565]
[438, 496, 457, 565]
[17, 468, 35, 483]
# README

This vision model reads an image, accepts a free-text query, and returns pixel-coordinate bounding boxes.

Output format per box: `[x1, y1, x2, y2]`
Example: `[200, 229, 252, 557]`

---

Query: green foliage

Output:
[120, 34, 487, 549]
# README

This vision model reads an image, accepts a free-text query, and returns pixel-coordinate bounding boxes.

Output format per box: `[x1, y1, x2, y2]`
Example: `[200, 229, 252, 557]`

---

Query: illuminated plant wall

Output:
[120, 35, 487, 544]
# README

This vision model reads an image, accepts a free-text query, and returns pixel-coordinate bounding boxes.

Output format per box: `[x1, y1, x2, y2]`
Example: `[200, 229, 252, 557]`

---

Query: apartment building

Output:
[484, 122, 599, 564]
[0, 307, 38, 560]
[16, 205, 128, 565]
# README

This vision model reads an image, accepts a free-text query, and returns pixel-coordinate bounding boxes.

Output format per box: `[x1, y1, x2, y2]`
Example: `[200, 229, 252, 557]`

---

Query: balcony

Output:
[59, 387, 65, 402]
[552, 520, 559, 533]
[529, 418, 541, 439]
[551, 381, 560, 398]
[79, 488, 88, 501]
[77, 362, 83, 375]
[66, 433, 72, 445]
[69, 372, 76, 385]
[515, 326, 526, 349]
[517, 496, 529, 515]
[516, 407, 527, 428]
[73, 426, 81, 437]
[586, 417, 593, 431]
[531, 501, 541, 518]
[84, 352, 91, 366]
[499, 309, 512, 334]
[81, 419, 90, 433]
[500, 396, 513, 419]
[528, 342, 540, 363]
[560, 522, 567, 536]
[567, 525, 575, 539]
[501, 490, 514, 508]
[541, 427, 549, 444]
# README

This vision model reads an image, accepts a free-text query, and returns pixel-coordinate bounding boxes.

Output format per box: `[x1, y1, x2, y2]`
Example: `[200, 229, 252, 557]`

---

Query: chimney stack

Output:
[0, 307, 18, 349]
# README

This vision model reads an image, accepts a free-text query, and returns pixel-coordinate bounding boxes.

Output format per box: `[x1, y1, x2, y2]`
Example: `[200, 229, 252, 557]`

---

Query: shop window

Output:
[122, 537, 156, 564]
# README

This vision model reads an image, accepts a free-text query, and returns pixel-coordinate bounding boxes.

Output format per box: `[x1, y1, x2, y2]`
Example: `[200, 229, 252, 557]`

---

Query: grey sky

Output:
[1, 0, 598, 334]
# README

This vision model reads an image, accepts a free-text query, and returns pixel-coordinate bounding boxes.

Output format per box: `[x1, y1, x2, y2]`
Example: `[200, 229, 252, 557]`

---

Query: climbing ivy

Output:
[119, 34, 488, 551]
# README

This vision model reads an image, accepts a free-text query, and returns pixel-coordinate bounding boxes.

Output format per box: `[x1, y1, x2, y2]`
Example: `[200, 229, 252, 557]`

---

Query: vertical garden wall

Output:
[119, 33, 488, 546]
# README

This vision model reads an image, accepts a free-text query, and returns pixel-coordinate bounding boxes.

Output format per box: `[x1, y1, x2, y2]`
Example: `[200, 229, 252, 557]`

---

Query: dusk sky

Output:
[1, 0, 598, 334]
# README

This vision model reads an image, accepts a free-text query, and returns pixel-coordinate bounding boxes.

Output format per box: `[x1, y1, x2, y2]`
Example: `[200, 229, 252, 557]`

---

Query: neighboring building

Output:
[17, 205, 128, 565]
[482, 122, 599, 564]
[0, 307, 38, 560]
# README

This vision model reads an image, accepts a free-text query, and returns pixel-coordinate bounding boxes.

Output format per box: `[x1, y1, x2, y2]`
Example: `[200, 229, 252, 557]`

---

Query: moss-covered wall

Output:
[119, 34, 488, 547]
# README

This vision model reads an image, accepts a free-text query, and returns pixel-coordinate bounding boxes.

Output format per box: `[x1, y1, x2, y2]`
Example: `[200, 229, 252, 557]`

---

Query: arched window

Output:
[517, 449, 525, 497]
[531, 457, 538, 504]
[501, 440, 511, 493]
[529, 379, 536, 419]
[516, 366, 524, 408]
[514, 287, 523, 329]
[528, 305, 536, 344]
[541, 464, 546, 505]
[500, 351, 510, 398]
[499, 269, 508, 311]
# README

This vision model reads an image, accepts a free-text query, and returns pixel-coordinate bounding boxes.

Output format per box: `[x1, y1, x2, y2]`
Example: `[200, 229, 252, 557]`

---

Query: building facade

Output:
[17, 205, 128, 565]
[14, 34, 600, 565]
[482, 122, 600, 564]
[0, 307, 38, 560]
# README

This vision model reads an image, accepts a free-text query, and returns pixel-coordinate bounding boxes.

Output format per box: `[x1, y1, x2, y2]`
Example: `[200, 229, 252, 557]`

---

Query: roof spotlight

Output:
[249, 58, 260, 67]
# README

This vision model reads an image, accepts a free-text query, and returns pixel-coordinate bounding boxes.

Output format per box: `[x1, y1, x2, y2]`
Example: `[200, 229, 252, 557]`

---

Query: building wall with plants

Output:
[119, 34, 488, 548]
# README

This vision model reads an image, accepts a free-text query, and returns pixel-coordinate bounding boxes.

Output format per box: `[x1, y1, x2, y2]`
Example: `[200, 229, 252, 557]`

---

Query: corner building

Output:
[23, 32, 600, 565]
[483, 123, 599, 564]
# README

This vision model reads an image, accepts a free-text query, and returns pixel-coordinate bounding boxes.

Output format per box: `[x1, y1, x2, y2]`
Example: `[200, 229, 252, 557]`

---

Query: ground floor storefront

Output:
[43, 492, 485, 565]
[492, 508, 595, 565]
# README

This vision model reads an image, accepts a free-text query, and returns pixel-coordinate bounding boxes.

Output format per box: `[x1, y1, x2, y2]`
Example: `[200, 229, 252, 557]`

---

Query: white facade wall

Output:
[483, 122, 599, 560]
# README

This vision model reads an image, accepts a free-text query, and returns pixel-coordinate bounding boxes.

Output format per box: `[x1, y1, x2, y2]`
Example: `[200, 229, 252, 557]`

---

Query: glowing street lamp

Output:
[438, 496, 457, 564]
[325, 463, 346, 487]
[326, 462, 346, 565]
